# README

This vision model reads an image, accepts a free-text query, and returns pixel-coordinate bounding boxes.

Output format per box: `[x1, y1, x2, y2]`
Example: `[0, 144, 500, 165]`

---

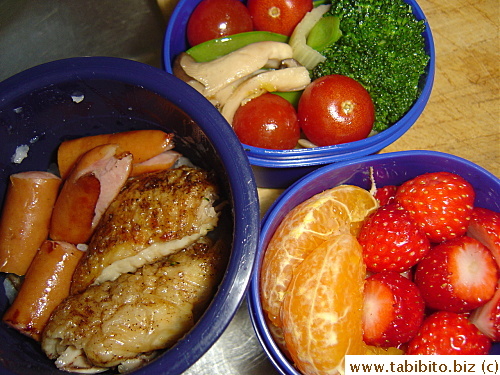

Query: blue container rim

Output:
[0, 56, 260, 375]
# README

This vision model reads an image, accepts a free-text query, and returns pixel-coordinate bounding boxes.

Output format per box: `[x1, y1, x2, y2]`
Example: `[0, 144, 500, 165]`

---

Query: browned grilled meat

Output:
[42, 237, 229, 373]
[71, 166, 220, 295]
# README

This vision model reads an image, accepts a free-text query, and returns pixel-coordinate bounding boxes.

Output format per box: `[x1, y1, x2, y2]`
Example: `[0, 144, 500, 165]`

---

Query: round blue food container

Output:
[0, 57, 260, 375]
[248, 150, 500, 375]
[163, 0, 435, 188]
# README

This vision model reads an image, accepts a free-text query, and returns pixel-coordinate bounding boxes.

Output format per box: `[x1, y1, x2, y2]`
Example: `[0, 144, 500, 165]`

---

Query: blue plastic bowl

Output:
[163, 0, 435, 188]
[0, 57, 260, 375]
[247, 150, 500, 374]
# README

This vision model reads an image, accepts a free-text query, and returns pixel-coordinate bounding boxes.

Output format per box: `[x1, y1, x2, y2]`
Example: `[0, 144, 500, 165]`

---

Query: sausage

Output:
[2, 240, 84, 341]
[50, 144, 133, 244]
[57, 130, 174, 180]
[130, 150, 181, 176]
[0, 171, 61, 275]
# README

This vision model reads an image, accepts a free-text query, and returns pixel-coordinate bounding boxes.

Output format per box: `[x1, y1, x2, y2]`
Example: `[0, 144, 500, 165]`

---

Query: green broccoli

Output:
[312, 0, 430, 132]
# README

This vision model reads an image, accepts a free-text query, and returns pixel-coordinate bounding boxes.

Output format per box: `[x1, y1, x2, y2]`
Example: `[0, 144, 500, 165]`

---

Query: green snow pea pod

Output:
[186, 31, 289, 62]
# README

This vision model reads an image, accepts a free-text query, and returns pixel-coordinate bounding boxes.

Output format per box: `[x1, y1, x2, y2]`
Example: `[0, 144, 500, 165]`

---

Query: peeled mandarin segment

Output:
[261, 194, 351, 327]
[323, 185, 379, 236]
[260, 185, 378, 327]
[281, 234, 366, 375]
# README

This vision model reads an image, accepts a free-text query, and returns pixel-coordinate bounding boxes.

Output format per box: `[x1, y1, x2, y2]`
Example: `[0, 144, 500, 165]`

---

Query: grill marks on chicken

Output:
[39, 166, 228, 373]
[42, 238, 229, 373]
[71, 166, 220, 295]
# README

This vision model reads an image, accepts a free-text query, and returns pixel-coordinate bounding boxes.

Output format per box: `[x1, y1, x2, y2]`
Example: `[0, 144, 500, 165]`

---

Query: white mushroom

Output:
[219, 67, 311, 124]
[211, 70, 264, 108]
[180, 41, 294, 97]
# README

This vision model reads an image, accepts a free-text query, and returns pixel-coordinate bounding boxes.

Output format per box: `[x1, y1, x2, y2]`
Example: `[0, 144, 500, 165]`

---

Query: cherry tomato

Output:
[187, 0, 254, 47]
[233, 93, 300, 149]
[247, 0, 312, 37]
[298, 75, 375, 147]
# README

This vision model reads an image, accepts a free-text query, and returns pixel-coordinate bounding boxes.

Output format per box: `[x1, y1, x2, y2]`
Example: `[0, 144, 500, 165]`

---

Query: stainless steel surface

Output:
[0, 0, 165, 81]
[184, 300, 278, 375]
[0, 1, 278, 373]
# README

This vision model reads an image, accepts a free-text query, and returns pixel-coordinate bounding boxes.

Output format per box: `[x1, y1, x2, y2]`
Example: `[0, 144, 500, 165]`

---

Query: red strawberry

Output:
[358, 203, 430, 273]
[414, 235, 499, 312]
[395, 171, 475, 243]
[374, 185, 397, 206]
[467, 207, 500, 267]
[362, 272, 425, 347]
[470, 280, 500, 341]
[406, 311, 492, 355]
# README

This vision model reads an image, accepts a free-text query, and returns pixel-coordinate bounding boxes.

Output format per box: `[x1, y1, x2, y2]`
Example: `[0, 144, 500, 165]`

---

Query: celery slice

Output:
[288, 4, 331, 70]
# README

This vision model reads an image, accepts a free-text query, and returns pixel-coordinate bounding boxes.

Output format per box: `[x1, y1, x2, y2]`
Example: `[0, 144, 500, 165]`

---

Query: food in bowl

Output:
[1, 131, 230, 373]
[0, 56, 260, 375]
[170, 0, 429, 149]
[248, 151, 500, 375]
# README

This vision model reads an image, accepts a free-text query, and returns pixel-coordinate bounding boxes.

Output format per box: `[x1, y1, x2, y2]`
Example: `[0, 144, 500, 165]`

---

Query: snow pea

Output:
[186, 31, 289, 63]
[272, 91, 303, 108]
[307, 16, 341, 52]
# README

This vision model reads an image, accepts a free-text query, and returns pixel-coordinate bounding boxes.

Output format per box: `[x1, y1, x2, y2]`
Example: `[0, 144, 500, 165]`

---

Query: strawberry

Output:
[358, 203, 430, 273]
[362, 272, 425, 347]
[406, 311, 492, 355]
[395, 171, 475, 243]
[374, 185, 397, 206]
[467, 207, 500, 267]
[470, 280, 500, 341]
[414, 235, 499, 312]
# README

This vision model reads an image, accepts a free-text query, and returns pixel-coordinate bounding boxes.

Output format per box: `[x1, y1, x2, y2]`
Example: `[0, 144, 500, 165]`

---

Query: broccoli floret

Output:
[312, 0, 429, 132]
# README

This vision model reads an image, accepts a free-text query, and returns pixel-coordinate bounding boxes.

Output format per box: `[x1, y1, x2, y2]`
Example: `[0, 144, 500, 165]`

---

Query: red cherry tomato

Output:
[233, 93, 300, 149]
[187, 0, 254, 47]
[247, 0, 312, 36]
[298, 75, 375, 147]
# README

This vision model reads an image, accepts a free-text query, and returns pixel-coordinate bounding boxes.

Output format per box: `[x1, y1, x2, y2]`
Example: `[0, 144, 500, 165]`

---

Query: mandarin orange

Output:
[281, 234, 366, 375]
[260, 185, 378, 328]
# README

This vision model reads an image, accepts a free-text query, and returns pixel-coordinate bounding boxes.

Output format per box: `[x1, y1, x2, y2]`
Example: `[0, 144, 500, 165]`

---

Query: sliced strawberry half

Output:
[362, 272, 425, 347]
[415, 235, 499, 312]
[395, 171, 475, 243]
[358, 203, 430, 273]
[467, 206, 500, 267]
[407, 311, 492, 355]
[469, 280, 500, 341]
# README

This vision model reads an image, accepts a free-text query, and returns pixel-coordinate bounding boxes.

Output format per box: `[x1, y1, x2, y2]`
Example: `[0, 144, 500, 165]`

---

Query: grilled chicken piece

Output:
[71, 166, 220, 295]
[42, 237, 229, 373]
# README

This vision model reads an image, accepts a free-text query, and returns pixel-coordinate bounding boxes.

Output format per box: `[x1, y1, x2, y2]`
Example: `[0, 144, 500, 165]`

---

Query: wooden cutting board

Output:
[382, 0, 499, 177]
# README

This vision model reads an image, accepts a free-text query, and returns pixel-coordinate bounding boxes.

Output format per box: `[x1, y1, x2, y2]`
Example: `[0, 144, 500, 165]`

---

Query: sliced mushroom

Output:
[280, 58, 303, 68]
[212, 70, 265, 109]
[219, 66, 311, 125]
[179, 41, 294, 97]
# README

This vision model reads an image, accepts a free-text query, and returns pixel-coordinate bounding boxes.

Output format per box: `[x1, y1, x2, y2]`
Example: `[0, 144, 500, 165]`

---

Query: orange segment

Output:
[260, 185, 378, 327]
[281, 234, 366, 375]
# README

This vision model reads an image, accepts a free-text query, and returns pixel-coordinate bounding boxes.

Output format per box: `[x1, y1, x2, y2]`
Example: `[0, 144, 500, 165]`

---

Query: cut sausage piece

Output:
[0, 171, 61, 275]
[57, 130, 174, 180]
[2, 240, 84, 341]
[130, 150, 181, 177]
[50, 144, 133, 244]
